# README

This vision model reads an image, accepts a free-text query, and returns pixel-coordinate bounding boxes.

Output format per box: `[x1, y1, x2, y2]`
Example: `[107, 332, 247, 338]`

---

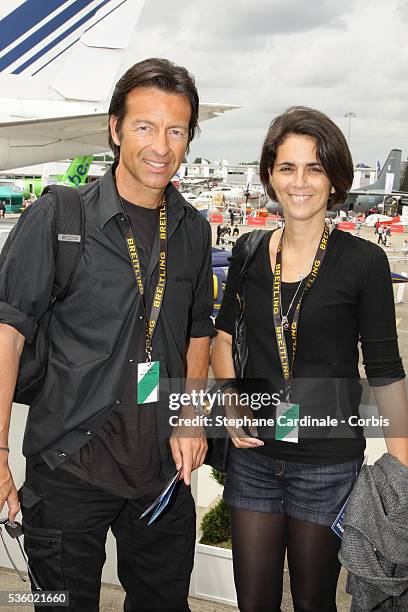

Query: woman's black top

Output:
[215, 228, 405, 464]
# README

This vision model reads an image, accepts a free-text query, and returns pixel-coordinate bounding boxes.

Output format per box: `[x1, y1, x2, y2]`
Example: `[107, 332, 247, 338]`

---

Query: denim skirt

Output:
[223, 446, 364, 527]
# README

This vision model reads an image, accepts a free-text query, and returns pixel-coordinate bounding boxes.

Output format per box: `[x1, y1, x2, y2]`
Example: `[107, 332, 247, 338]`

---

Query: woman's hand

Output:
[223, 387, 264, 449]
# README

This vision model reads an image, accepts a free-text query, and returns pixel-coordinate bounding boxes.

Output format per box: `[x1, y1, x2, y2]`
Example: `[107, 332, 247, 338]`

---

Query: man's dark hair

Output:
[108, 58, 200, 163]
[259, 106, 354, 208]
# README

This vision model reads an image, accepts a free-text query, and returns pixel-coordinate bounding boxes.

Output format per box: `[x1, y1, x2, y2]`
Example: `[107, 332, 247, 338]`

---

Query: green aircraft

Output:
[19, 156, 94, 199]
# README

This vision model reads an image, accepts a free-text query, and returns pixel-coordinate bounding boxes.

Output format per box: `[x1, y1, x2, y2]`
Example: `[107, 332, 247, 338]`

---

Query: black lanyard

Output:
[272, 224, 330, 401]
[121, 194, 167, 362]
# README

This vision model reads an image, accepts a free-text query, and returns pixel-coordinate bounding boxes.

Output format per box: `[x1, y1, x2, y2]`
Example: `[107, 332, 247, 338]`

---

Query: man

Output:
[377, 223, 384, 245]
[216, 223, 222, 245]
[0, 58, 213, 611]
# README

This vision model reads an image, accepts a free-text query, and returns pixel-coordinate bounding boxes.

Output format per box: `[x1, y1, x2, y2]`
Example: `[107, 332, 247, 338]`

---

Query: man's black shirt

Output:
[0, 168, 215, 478]
[63, 200, 163, 497]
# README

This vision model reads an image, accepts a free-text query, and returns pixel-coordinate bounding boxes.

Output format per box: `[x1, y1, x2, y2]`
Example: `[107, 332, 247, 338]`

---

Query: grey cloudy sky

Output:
[124, 0, 408, 167]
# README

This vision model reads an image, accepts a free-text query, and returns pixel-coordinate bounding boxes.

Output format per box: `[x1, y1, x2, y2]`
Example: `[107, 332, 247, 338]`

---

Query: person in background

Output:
[216, 223, 223, 245]
[377, 224, 384, 245]
[385, 225, 391, 247]
[211, 106, 407, 612]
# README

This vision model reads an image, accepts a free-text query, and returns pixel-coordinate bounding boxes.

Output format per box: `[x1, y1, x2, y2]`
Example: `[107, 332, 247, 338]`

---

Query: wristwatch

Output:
[192, 398, 211, 417]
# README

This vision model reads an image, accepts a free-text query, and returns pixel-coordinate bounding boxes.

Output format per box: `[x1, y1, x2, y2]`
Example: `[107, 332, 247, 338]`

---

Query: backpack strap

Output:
[41, 185, 84, 305]
[239, 229, 269, 284]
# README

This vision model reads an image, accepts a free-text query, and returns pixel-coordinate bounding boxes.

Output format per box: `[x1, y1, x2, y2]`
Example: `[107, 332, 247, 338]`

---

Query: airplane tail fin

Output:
[62, 156, 93, 186]
[0, 0, 145, 102]
[364, 149, 402, 193]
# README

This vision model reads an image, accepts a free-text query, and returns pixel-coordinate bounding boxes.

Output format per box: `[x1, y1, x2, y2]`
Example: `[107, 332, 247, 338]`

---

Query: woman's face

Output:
[269, 134, 332, 223]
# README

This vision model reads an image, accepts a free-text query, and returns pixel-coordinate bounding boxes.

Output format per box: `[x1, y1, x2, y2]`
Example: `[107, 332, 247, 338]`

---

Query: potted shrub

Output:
[190, 470, 237, 606]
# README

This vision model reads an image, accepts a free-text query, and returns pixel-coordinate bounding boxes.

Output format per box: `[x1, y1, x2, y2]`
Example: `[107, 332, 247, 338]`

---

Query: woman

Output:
[211, 106, 408, 612]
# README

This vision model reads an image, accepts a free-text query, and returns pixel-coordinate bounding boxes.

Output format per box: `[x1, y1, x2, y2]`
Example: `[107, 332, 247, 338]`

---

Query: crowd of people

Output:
[216, 222, 240, 246]
[375, 221, 392, 246]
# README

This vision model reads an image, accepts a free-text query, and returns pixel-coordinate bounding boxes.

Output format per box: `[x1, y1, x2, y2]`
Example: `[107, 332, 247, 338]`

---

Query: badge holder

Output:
[137, 355, 160, 404]
[275, 402, 300, 443]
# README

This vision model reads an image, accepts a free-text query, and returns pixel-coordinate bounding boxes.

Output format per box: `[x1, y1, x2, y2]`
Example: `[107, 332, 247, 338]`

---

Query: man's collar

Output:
[99, 165, 190, 229]
[99, 166, 122, 228]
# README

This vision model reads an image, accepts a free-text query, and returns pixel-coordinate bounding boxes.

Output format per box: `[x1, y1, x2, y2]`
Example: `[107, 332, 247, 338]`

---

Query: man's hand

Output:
[223, 388, 264, 449]
[170, 406, 208, 486]
[0, 458, 20, 521]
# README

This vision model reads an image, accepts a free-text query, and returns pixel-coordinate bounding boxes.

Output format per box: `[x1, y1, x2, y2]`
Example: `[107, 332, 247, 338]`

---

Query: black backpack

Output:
[0, 185, 84, 405]
[232, 229, 269, 378]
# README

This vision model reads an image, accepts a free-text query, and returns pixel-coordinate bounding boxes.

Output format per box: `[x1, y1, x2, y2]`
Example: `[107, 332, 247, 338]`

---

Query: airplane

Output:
[14, 155, 94, 199]
[340, 149, 407, 214]
[0, 0, 237, 170]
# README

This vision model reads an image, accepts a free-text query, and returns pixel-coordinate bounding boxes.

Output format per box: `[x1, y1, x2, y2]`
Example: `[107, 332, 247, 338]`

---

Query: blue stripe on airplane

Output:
[32, 0, 126, 76]
[0, 0, 70, 55]
[0, 0, 101, 73]
[32, 38, 79, 76]
[84, 0, 126, 32]
[12, 0, 112, 75]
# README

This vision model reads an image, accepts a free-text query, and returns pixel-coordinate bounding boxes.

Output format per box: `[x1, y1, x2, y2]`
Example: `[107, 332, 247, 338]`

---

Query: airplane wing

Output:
[352, 190, 407, 198]
[0, 104, 239, 169]
[0, 113, 109, 164]
[198, 104, 240, 122]
[350, 189, 398, 197]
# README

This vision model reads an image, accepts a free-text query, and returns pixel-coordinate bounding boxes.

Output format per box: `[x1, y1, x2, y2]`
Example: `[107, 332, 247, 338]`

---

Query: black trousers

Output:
[19, 458, 196, 612]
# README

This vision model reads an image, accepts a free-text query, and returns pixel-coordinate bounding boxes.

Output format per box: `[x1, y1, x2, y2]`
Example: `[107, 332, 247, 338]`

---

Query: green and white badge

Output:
[275, 402, 300, 443]
[137, 361, 160, 404]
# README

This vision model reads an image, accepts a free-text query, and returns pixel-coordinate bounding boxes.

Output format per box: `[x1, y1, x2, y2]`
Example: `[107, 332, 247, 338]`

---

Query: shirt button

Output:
[120, 217, 125, 221]
[85, 430, 92, 436]
[115, 399, 121, 404]
[58, 452, 67, 460]
[139, 315, 143, 320]
[129, 359, 134, 364]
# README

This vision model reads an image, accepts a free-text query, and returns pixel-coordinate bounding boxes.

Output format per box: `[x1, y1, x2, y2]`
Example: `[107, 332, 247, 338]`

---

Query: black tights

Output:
[231, 508, 341, 612]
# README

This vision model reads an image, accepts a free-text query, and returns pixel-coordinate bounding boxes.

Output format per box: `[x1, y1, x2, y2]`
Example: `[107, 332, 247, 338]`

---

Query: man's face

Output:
[110, 87, 191, 203]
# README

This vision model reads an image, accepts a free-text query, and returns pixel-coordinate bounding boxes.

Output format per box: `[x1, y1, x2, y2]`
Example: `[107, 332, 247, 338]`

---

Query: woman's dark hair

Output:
[108, 58, 200, 163]
[259, 106, 354, 208]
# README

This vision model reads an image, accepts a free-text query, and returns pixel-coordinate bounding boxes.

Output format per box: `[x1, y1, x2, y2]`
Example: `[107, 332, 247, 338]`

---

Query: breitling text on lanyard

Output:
[123, 194, 167, 404]
[273, 224, 330, 404]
